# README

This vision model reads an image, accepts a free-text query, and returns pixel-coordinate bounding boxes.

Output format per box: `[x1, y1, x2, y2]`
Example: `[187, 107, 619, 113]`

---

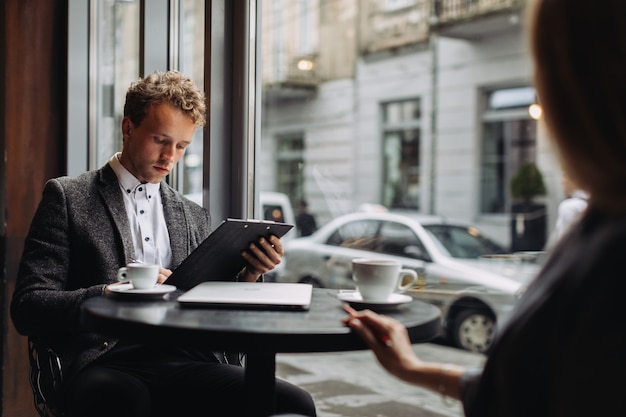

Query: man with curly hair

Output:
[11, 70, 316, 417]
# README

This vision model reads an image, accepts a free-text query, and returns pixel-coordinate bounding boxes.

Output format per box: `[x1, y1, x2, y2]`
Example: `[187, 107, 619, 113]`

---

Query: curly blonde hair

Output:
[124, 70, 206, 127]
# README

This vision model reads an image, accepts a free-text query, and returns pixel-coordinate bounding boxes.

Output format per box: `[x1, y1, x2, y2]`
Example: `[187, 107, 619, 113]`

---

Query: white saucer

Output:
[107, 283, 177, 298]
[337, 291, 412, 310]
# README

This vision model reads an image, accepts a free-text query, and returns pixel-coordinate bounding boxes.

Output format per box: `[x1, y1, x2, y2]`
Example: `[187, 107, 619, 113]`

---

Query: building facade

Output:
[259, 0, 562, 248]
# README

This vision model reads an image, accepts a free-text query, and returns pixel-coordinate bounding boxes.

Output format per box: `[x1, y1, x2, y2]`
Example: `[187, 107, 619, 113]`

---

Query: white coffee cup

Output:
[351, 258, 418, 302]
[117, 263, 159, 289]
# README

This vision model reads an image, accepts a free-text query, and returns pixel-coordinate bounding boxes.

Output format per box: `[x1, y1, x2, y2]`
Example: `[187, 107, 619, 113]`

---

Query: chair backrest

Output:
[28, 339, 65, 417]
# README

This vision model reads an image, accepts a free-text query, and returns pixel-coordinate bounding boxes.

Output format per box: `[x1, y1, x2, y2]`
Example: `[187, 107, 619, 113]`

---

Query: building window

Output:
[381, 99, 421, 210]
[480, 87, 538, 213]
[276, 135, 305, 204]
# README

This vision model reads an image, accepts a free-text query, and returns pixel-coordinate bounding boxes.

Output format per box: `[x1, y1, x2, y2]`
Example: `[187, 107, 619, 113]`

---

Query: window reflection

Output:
[327, 220, 381, 250]
[423, 224, 506, 258]
[377, 220, 423, 257]
[260, 0, 546, 360]
[276, 135, 305, 205]
[177, 0, 205, 197]
[93, 0, 139, 168]
[92, 0, 204, 200]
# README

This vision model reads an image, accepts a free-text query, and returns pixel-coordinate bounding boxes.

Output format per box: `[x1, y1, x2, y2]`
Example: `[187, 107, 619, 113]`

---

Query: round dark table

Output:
[81, 288, 441, 417]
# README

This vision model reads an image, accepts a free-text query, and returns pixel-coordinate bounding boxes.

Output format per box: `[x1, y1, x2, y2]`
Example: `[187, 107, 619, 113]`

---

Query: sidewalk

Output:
[276, 343, 485, 417]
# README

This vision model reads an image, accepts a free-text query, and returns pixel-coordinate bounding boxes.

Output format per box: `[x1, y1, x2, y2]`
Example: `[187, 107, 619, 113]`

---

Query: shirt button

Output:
[138, 187, 143, 192]
[145, 237, 150, 242]
[140, 210, 145, 214]
[102, 341, 109, 349]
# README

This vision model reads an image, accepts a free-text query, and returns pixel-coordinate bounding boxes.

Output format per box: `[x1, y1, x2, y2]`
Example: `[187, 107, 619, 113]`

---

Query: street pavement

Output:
[276, 343, 485, 417]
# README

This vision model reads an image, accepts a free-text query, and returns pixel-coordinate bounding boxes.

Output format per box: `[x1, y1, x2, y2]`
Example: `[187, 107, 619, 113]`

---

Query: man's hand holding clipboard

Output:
[164, 218, 294, 290]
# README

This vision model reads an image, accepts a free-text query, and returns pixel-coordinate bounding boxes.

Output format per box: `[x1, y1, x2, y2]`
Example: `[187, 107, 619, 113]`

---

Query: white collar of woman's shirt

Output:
[570, 189, 589, 200]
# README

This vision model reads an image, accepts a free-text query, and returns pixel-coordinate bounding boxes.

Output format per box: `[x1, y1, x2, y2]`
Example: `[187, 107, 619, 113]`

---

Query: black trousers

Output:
[64, 345, 316, 417]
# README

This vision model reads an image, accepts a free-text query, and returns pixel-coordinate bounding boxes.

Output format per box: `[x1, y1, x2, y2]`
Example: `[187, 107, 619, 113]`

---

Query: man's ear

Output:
[121, 117, 133, 138]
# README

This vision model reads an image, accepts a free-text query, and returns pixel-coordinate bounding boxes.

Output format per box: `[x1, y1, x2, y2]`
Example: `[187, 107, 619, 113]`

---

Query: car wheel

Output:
[451, 308, 496, 353]
[299, 276, 324, 288]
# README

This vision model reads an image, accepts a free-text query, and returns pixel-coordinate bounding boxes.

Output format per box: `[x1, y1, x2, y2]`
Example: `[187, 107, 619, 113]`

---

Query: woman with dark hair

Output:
[343, 1, 626, 415]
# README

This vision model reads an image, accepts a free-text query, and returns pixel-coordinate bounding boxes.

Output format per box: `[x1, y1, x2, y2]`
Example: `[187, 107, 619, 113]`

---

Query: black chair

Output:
[28, 339, 64, 417]
[271, 415, 309, 417]
[27, 338, 246, 417]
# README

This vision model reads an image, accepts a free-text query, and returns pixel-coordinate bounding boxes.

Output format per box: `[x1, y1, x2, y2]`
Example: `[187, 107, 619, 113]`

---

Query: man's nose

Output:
[160, 144, 177, 161]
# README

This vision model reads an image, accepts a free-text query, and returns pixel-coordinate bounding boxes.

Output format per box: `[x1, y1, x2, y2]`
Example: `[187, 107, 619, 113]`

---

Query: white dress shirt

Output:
[555, 190, 589, 240]
[109, 153, 172, 268]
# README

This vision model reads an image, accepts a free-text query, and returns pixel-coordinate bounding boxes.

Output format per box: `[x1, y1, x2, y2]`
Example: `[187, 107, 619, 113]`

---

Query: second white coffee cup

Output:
[351, 258, 417, 302]
[117, 263, 159, 289]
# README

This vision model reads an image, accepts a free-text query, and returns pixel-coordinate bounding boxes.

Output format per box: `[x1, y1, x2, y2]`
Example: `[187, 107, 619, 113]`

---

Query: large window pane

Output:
[93, 0, 139, 168]
[90, 0, 204, 202]
[275, 135, 305, 204]
[178, 0, 205, 197]
[258, 0, 552, 379]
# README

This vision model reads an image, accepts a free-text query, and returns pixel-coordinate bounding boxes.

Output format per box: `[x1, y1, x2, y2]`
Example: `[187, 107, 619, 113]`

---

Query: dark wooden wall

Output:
[2, 0, 67, 415]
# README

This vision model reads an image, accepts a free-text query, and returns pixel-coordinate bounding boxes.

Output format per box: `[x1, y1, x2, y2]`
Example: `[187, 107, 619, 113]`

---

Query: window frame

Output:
[380, 98, 422, 210]
[479, 87, 537, 214]
[67, 0, 261, 229]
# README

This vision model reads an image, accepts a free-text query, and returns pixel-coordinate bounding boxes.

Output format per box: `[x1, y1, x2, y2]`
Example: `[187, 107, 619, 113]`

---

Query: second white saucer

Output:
[337, 291, 412, 310]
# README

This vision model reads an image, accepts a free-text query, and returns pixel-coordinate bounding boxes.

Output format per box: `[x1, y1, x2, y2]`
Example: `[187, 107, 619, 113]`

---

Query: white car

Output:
[278, 211, 540, 353]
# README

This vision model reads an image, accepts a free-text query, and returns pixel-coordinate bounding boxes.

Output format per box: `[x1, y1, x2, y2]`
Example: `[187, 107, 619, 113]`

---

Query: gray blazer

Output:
[11, 164, 212, 380]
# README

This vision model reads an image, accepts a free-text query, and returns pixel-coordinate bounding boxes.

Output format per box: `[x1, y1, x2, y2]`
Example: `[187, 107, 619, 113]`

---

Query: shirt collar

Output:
[571, 190, 589, 200]
[109, 153, 161, 195]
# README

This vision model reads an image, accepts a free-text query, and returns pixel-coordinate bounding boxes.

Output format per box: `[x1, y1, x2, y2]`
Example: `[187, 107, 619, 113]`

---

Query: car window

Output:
[377, 221, 429, 260]
[423, 224, 506, 258]
[326, 219, 381, 251]
[263, 204, 286, 223]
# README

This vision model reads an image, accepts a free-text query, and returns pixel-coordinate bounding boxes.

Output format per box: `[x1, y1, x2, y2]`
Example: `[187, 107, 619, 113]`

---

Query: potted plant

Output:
[509, 162, 547, 251]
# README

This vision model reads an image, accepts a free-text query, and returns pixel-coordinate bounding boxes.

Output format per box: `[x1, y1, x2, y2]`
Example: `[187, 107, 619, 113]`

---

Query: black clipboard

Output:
[164, 218, 294, 290]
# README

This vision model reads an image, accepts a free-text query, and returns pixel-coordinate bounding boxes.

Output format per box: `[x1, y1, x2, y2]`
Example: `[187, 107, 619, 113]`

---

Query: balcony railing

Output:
[433, 0, 526, 23]
[262, 54, 320, 101]
[284, 55, 319, 86]
[431, 0, 527, 39]
[262, 0, 528, 97]
[359, 0, 431, 54]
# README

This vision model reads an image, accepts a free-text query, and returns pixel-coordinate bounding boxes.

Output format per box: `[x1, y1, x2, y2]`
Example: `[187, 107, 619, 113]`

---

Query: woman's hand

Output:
[342, 305, 423, 381]
[342, 305, 464, 398]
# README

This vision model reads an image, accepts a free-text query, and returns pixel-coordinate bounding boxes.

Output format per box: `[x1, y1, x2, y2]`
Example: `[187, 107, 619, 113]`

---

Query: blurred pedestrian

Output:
[296, 200, 317, 237]
[553, 173, 588, 240]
